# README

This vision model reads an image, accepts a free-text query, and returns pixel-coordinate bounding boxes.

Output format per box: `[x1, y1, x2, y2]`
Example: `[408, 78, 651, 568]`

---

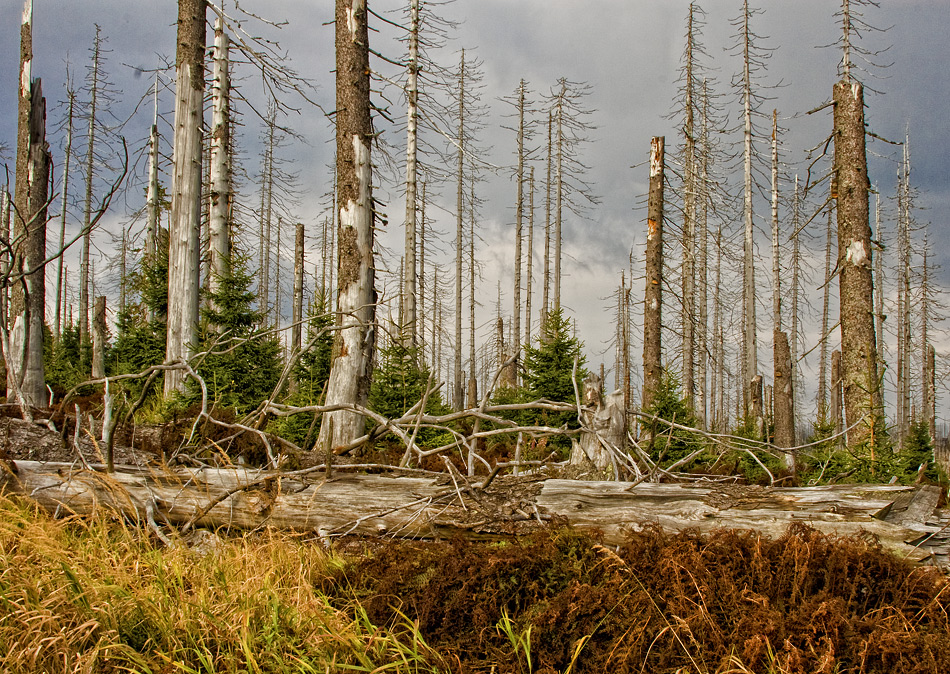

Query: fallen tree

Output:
[2, 458, 947, 565]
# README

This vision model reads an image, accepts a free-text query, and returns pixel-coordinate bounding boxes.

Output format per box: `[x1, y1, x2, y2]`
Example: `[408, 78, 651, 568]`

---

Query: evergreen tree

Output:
[522, 307, 586, 403]
[197, 259, 282, 413]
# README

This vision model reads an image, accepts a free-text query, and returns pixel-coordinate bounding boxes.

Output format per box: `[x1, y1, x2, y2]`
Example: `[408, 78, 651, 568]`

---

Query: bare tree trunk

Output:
[681, 12, 697, 410]
[818, 205, 833, 421]
[770, 110, 781, 336]
[921, 245, 935, 440]
[418, 182, 427, 359]
[54, 88, 75, 341]
[740, 0, 758, 417]
[512, 80, 526, 381]
[553, 82, 564, 310]
[292, 222, 305, 355]
[711, 221, 723, 431]
[79, 26, 103, 358]
[453, 51, 466, 410]
[91, 296, 106, 379]
[260, 109, 276, 321]
[873, 192, 885, 411]
[750, 375, 764, 440]
[834, 77, 883, 449]
[146, 79, 161, 265]
[790, 176, 801, 440]
[401, 0, 419, 347]
[208, 15, 231, 306]
[525, 167, 534, 346]
[164, 0, 206, 395]
[831, 349, 844, 446]
[642, 137, 664, 413]
[468, 179, 477, 399]
[317, 0, 377, 453]
[695, 78, 710, 428]
[8, 2, 49, 409]
[773, 330, 794, 464]
[542, 111, 552, 329]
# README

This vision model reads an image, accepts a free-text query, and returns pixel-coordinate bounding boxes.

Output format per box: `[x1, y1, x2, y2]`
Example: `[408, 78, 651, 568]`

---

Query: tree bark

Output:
[831, 349, 844, 447]
[292, 222, 305, 356]
[641, 137, 664, 413]
[9, 71, 49, 408]
[834, 78, 883, 449]
[453, 51, 466, 410]
[773, 330, 795, 463]
[402, 0, 419, 346]
[165, 0, 206, 395]
[317, 0, 377, 453]
[91, 296, 106, 379]
[208, 15, 231, 306]
[8, 1, 48, 408]
[512, 80, 526, 381]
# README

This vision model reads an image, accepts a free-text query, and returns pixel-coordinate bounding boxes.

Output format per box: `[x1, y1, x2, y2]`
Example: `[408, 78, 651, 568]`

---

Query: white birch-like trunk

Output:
[208, 15, 231, 305]
[164, 0, 206, 396]
[402, 0, 419, 345]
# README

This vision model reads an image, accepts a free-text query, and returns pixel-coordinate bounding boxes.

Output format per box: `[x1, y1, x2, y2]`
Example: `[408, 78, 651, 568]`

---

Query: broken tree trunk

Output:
[773, 329, 795, 467]
[91, 296, 106, 379]
[3, 460, 946, 564]
[573, 372, 624, 473]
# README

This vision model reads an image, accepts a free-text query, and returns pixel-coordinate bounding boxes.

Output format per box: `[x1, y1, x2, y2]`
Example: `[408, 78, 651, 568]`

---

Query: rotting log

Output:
[2, 460, 947, 564]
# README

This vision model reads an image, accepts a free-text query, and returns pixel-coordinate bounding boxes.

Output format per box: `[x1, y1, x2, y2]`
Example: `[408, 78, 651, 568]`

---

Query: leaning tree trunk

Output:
[834, 77, 882, 449]
[317, 0, 377, 453]
[207, 15, 231, 308]
[165, 0, 206, 395]
[8, 0, 48, 409]
[641, 137, 664, 414]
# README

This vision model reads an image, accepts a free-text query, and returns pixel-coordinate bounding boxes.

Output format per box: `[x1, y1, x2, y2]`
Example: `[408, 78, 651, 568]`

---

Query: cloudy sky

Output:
[1, 0, 947, 423]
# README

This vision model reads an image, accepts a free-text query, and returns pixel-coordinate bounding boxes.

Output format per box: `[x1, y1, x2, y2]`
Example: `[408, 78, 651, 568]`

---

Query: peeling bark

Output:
[165, 0, 206, 395]
[317, 0, 376, 453]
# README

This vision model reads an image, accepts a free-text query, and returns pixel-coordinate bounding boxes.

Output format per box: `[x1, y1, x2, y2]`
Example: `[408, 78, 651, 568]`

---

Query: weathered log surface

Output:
[2, 460, 947, 565]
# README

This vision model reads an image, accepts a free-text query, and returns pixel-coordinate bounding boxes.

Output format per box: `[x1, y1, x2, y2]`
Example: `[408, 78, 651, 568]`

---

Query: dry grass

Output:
[0, 493, 444, 673]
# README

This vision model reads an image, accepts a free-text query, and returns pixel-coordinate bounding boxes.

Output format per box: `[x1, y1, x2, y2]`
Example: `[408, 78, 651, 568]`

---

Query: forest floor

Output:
[2, 406, 950, 673]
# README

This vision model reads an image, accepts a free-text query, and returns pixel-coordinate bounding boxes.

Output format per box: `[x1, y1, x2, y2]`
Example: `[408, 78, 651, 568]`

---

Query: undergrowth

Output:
[1, 492, 948, 673]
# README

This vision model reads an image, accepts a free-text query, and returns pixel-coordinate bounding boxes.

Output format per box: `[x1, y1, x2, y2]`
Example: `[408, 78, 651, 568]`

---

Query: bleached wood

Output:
[4, 460, 944, 562]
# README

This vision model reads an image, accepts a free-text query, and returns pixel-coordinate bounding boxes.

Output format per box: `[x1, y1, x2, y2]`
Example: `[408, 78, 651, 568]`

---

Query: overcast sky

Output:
[1, 0, 947, 423]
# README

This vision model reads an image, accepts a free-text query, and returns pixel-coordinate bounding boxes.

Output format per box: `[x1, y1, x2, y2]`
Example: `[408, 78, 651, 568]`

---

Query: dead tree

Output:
[402, 0, 420, 346]
[834, 77, 883, 449]
[773, 329, 795, 464]
[642, 137, 665, 413]
[317, 0, 377, 452]
[53, 84, 75, 341]
[165, 0, 206, 395]
[291, 222, 305, 356]
[91, 296, 106, 379]
[208, 15, 231, 310]
[7, 1, 49, 408]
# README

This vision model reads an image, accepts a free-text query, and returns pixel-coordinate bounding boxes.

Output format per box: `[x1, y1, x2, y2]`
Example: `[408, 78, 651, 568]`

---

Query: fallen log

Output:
[2, 460, 946, 564]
